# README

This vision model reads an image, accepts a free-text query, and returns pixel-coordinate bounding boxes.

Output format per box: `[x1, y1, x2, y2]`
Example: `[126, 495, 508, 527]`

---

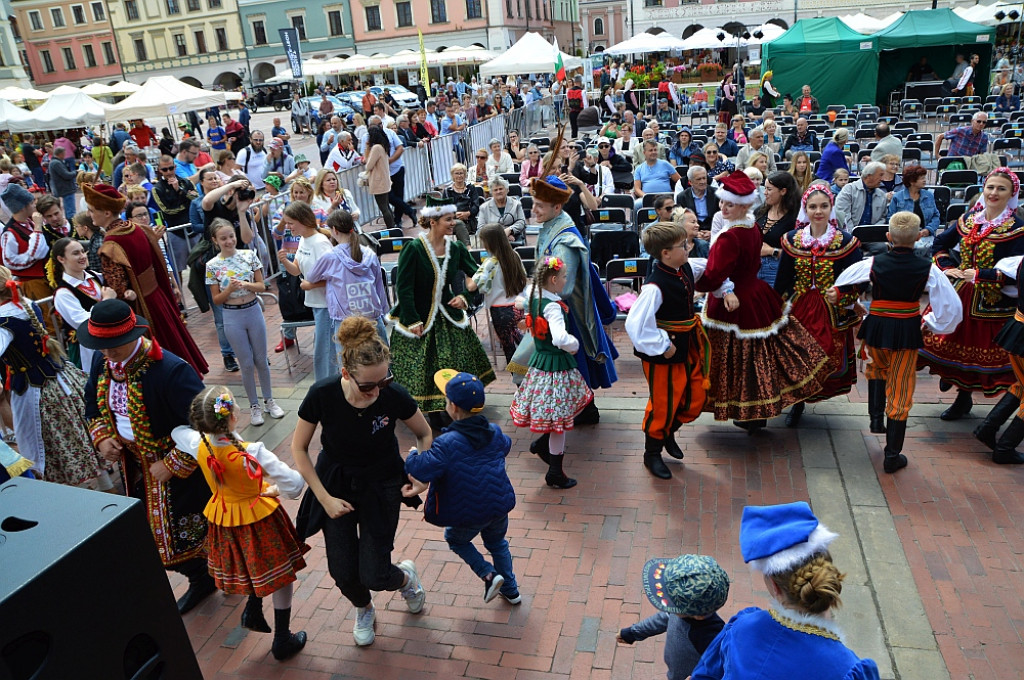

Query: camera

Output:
[236, 187, 256, 202]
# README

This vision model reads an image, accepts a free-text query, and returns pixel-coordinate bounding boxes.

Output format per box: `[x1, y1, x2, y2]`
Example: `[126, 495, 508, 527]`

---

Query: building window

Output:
[125, 1, 139, 21]
[364, 6, 381, 31]
[215, 27, 227, 50]
[506, 0, 512, 18]
[21, 50, 32, 79]
[194, 30, 207, 53]
[83, 43, 97, 67]
[534, 0, 539, 20]
[644, 0, 662, 6]
[187, 0, 200, 9]
[166, 0, 180, 14]
[466, 0, 481, 19]
[594, 17, 604, 35]
[328, 10, 345, 35]
[40, 49, 54, 72]
[430, 0, 446, 23]
[290, 15, 306, 40]
[396, 2, 412, 27]
[102, 41, 115, 64]
[51, 8, 66, 28]
[252, 20, 267, 45]
[209, 0, 222, 7]
[62, 46, 76, 69]
[173, 33, 187, 56]
[28, 10, 43, 31]
[542, 0, 547, 20]
[72, 4, 87, 24]
[133, 37, 146, 61]
[92, 1, 105, 20]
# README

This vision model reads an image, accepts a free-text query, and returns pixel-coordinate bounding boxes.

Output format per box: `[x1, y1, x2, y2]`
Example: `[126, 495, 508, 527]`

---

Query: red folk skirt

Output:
[790, 292, 857, 403]
[207, 506, 310, 597]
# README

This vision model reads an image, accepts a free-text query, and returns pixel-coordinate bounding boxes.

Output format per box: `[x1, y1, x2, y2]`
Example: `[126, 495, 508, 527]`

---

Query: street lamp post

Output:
[995, 9, 1023, 75]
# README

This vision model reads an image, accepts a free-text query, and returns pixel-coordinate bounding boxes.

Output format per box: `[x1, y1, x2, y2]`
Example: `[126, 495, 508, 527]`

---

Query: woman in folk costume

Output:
[774, 185, 863, 427]
[695, 171, 830, 432]
[759, 71, 780, 109]
[387, 194, 494, 417]
[48, 236, 110, 370]
[0, 266, 111, 489]
[919, 168, 1024, 436]
[82, 183, 208, 376]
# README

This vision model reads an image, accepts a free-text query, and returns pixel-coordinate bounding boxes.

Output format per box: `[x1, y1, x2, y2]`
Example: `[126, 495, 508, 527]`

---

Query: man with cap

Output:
[405, 369, 521, 606]
[691, 501, 881, 680]
[618, 554, 729, 679]
[83, 183, 209, 376]
[80, 299, 214, 615]
[0, 183, 52, 303]
[262, 138, 295, 185]
[656, 98, 677, 125]
[509, 174, 618, 448]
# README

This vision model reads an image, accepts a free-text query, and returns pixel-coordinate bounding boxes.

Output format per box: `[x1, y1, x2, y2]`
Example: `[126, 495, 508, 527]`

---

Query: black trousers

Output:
[171, 556, 209, 584]
[389, 167, 416, 222]
[569, 110, 580, 138]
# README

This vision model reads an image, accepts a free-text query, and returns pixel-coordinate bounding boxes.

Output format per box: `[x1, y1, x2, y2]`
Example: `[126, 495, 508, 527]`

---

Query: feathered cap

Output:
[421, 192, 456, 218]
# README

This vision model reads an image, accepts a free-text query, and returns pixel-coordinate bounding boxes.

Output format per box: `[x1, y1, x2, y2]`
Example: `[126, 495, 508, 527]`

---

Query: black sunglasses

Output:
[158, 166, 175, 172]
[353, 371, 394, 394]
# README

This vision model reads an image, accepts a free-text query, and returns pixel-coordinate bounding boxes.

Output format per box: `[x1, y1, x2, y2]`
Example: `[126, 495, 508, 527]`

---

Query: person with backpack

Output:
[567, 76, 586, 139]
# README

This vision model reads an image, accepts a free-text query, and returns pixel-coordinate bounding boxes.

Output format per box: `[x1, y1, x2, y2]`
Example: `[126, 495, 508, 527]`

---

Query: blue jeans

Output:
[62, 193, 76, 221]
[205, 288, 234, 357]
[312, 306, 335, 382]
[444, 515, 518, 596]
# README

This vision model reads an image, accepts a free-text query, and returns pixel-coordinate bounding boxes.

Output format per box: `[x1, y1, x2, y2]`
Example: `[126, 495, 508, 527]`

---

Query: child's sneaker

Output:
[398, 559, 425, 613]
[264, 398, 285, 419]
[500, 589, 522, 605]
[353, 601, 375, 646]
[250, 404, 264, 426]
[483, 572, 505, 603]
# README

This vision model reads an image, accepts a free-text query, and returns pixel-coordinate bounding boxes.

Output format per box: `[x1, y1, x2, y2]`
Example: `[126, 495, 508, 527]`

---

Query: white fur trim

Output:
[716, 187, 759, 205]
[421, 204, 457, 218]
[767, 598, 847, 644]
[747, 524, 839, 576]
[388, 233, 470, 339]
[701, 300, 794, 338]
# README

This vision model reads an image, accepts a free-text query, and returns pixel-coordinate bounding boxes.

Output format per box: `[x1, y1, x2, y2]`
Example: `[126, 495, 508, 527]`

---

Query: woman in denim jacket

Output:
[886, 165, 940, 259]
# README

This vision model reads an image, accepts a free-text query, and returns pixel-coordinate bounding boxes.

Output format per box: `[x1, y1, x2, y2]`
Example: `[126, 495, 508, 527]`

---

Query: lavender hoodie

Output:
[306, 242, 389, 321]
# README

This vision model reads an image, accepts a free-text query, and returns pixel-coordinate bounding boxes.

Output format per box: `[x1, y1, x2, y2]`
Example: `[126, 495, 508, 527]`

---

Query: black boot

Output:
[663, 430, 684, 460]
[868, 379, 886, 434]
[973, 393, 1020, 450]
[529, 433, 551, 464]
[733, 419, 767, 434]
[992, 416, 1024, 464]
[883, 419, 909, 473]
[785, 402, 805, 428]
[176, 559, 217, 615]
[938, 379, 953, 393]
[271, 608, 307, 661]
[940, 390, 973, 421]
[545, 455, 577, 489]
[643, 436, 671, 479]
[574, 401, 600, 426]
[241, 594, 271, 633]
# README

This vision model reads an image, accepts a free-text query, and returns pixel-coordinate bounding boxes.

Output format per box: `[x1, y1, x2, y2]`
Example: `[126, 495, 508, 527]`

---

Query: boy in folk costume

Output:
[625, 222, 711, 480]
[832, 212, 962, 472]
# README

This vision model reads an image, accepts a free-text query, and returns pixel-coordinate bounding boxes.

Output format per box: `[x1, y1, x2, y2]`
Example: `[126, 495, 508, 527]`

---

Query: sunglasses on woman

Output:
[353, 371, 394, 394]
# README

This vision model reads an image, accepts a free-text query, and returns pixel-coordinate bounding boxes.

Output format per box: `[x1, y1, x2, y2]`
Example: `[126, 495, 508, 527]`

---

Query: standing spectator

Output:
[48, 147, 78, 221]
[186, 109, 204, 139]
[262, 138, 295, 186]
[152, 156, 198, 277]
[174, 139, 201, 184]
[35, 195, 72, 245]
[311, 169, 360, 224]
[73, 211, 103, 269]
[238, 101, 252, 133]
[223, 112, 248, 154]
[816, 128, 850, 181]
[936, 111, 990, 158]
[0, 184, 51, 302]
[129, 120, 157, 149]
[236, 131, 268, 191]
[360, 90, 374, 119]
[78, 150, 99, 174]
[291, 93, 311, 138]
[19, 133, 45, 189]
[325, 131, 361, 173]
[440, 101, 468, 164]
[363, 127, 395, 231]
[270, 117, 292, 154]
[717, 73, 738, 124]
[320, 116, 347, 159]
[109, 123, 131, 155]
[870, 123, 903, 162]
[92, 139, 113, 181]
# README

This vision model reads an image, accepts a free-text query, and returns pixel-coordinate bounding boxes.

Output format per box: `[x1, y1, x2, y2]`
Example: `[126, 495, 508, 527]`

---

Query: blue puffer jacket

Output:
[405, 415, 516, 528]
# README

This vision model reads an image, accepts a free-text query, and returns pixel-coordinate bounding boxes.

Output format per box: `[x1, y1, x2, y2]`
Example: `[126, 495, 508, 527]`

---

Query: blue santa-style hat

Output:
[740, 501, 838, 576]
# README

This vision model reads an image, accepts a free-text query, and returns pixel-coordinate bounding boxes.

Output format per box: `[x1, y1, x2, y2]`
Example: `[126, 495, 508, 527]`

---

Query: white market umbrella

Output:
[605, 32, 688, 56]
[680, 27, 747, 51]
[954, 3, 1023, 26]
[320, 53, 390, 76]
[428, 46, 497, 66]
[384, 49, 432, 70]
[747, 23, 786, 45]
[479, 32, 582, 78]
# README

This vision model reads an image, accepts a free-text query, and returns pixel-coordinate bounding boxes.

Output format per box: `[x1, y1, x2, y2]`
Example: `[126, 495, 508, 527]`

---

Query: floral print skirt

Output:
[510, 367, 593, 434]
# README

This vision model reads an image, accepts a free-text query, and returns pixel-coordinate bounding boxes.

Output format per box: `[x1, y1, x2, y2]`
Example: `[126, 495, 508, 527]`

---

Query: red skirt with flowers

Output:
[790, 292, 857, 402]
[207, 506, 310, 597]
[510, 367, 593, 434]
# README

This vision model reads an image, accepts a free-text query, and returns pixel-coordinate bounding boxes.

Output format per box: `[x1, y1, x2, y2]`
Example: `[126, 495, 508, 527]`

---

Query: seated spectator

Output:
[519, 144, 544, 187]
[789, 151, 813, 194]
[745, 95, 766, 121]
[995, 84, 1020, 114]
[676, 166, 718, 233]
[830, 168, 851, 195]
[712, 123, 739, 158]
[633, 140, 681, 210]
[669, 128, 701, 166]
[728, 116, 748, 146]
[835, 161, 889, 250]
[886, 164, 940, 259]
[936, 112, 989, 158]
[869, 122, 903, 163]
[762, 119, 783, 156]
[597, 139, 634, 191]
[783, 118, 818, 159]
[703, 143, 734, 183]
[614, 123, 639, 155]
[486, 138, 513, 180]
[478, 176, 526, 243]
[655, 98, 677, 124]
[816, 128, 850, 181]
[736, 128, 778, 175]
[468, 148, 491, 186]
[879, 154, 902, 194]
[573, 148, 615, 198]
[442, 163, 483, 244]
[631, 128, 666, 169]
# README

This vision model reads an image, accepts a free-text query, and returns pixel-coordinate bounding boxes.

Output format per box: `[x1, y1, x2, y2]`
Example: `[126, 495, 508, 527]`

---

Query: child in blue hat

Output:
[405, 369, 521, 605]
[617, 554, 729, 680]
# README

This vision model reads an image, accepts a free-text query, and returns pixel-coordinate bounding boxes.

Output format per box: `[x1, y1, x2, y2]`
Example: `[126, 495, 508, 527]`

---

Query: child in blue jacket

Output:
[405, 369, 521, 605]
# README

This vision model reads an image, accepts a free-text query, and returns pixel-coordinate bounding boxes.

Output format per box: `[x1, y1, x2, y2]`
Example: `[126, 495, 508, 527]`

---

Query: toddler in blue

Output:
[405, 369, 521, 604]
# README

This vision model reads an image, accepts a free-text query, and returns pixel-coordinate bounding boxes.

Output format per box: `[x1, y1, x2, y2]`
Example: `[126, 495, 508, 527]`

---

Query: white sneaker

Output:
[398, 559, 425, 614]
[353, 601, 376, 646]
[250, 404, 264, 426]
[264, 398, 285, 419]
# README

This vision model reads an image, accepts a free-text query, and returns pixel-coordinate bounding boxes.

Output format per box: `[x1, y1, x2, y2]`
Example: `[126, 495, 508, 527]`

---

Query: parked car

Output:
[371, 84, 420, 110]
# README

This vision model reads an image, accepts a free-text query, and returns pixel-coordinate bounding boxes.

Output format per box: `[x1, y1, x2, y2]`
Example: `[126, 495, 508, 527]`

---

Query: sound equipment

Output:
[0, 478, 203, 680]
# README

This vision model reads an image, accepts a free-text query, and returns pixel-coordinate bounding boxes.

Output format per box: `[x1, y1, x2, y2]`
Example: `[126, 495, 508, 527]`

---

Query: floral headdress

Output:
[795, 183, 839, 250]
[213, 393, 234, 420]
[543, 256, 564, 271]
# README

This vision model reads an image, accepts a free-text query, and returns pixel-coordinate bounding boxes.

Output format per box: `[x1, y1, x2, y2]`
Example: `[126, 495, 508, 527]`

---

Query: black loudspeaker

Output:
[0, 478, 203, 680]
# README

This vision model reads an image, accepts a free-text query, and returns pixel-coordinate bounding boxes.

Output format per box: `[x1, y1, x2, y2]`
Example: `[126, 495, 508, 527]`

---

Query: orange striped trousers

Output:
[1008, 355, 1024, 417]
[864, 347, 917, 421]
[641, 352, 708, 440]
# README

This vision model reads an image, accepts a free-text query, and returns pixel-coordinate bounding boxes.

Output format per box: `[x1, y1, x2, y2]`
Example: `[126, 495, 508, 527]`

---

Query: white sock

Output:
[549, 431, 566, 456]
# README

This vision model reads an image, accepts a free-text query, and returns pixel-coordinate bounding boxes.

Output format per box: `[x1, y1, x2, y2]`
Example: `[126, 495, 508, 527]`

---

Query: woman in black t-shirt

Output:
[753, 171, 801, 287]
[292, 316, 433, 646]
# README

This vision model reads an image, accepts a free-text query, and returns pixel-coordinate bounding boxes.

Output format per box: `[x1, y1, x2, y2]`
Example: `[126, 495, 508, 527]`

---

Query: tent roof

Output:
[873, 8, 995, 50]
[0, 99, 32, 129]
[479, 32, 582, 78]
[8, 91, 110, 133]
[680, 27, 746, 51]
[0, 86, 48, 103]
[104, 76, 226, 121]
[81, 81, 141, 97]
[761, 17, 874, 56]
[605, 32, 688, 56]
[953, 3, 1022, 26]
[839, 12, 902, 34]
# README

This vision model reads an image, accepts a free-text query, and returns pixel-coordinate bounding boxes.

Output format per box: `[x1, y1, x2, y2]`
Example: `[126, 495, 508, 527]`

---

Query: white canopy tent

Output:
[480, 32, 582, 78]
[81, 81, 141, 97]
[953, 3, 1023, 25]
[7, 91, 110, 133]
[0, 86, 48, 104]
[747, 22, 786, 45]
[105, 76, 226, 121]
[318, 53, 390, 76]
[680, 27, 747, 51]
[839, 12, 903, 33]
[429, 45, 497, 66]
[48, 85, 83, 96]
[604, 32, 689, 56]
[0, 99, 33, 130]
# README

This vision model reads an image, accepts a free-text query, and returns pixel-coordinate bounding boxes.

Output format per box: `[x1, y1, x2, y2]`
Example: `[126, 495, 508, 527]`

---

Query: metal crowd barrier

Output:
[402, 143, 432, 204]
[467, 116, 508, 159]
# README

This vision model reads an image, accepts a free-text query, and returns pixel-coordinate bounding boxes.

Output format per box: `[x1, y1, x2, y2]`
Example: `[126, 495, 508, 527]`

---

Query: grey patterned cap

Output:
[641, 554, 730, 617]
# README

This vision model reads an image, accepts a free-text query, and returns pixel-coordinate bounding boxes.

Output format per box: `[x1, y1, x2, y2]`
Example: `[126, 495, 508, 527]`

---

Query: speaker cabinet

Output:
[0, 478, 203, 680]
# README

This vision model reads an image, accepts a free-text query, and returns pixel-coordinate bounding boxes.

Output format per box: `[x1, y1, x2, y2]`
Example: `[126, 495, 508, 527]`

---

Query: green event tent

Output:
[759, 18, 878, 109]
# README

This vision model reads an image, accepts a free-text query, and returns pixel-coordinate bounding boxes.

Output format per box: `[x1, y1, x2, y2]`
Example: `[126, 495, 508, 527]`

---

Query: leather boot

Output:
[868, 379, 886, 434]
[733, 419, 767, 434]
[992, 417, 1024, 464]
[643, 435, 671, 479]
[271, 608, 307, 661]
[785, 402, 805, 428]
[529, 433, 551, 464]
[940, 390, 973, 421]
[574, 401, 600, 426]
[241, 594, 271, 633]
[545, 455, 577, 489]
[176, 559, 217, 615]
[973, 393, 1020, 450]
[883, 419, 909, 473]
[663, 431, 685, 460]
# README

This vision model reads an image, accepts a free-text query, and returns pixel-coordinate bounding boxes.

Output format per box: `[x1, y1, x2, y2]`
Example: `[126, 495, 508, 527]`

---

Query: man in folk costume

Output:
[80, 300, 215, 614]
[510, 159, 618, 455]
[0, 183, 51, 303]
[82, 183, 208, 376]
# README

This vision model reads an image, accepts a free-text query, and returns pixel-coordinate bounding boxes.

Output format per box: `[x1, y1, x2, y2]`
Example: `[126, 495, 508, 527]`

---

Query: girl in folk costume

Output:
[0, 267, 111, 489]
[774, 185, 863, 427]
[510, 257, 594, 489]
[988, 254, 1024, 464]
[82, 183, 208, 376]
[919, 168, 1024, 432]
[173, 386, 310, 660]
[472, 223, 529, 364]
[387, 194, 495, 417]
[759, 71, 780, 108]
[49, 237, 114, 370]
[695, 171, 830, 432]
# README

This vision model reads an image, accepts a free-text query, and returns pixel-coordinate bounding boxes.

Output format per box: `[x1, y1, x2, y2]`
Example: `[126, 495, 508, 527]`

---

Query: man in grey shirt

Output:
[870, 123, 903, 163]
